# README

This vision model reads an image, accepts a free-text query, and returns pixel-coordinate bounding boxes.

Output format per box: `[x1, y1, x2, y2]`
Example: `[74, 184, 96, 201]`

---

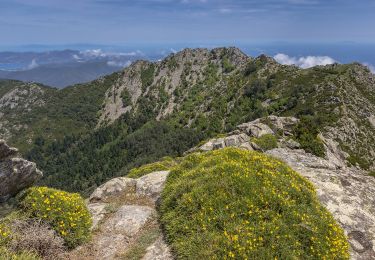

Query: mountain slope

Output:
[0, 47, 374, 194]
[0, 74, 118, 152]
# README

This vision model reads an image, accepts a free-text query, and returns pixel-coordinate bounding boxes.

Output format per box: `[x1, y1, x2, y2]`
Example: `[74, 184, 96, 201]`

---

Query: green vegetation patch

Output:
[20, 187, 92, 248]
[160, 148, 349, 259]
[293, 116, 326, 157]
[141, 64, 155, 89]
[127, 156, 179, 178]
[252, 134, 278, 151]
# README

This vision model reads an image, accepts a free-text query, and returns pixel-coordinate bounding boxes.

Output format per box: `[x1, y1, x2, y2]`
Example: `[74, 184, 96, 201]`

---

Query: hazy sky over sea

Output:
[1, 0, 374, 45]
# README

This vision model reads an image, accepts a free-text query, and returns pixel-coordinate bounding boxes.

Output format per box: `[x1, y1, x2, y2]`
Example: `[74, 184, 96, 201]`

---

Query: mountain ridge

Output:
[0, 46, 374, 194]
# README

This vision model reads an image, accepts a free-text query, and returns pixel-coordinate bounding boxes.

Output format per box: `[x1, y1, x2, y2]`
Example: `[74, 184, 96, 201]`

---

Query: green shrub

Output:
[121, 89, 132, 107]
[347, 154, 370, 170]
[141, 65, 155, 89]
[222, 58, 235, 73]
[127, 157, 178, 178]
[252, 134, 278, 151]
[160, 148, 349, 259]
[20, 187, 92, 248]
[293, 117, 326, 157]
[244, 62, 257, 76]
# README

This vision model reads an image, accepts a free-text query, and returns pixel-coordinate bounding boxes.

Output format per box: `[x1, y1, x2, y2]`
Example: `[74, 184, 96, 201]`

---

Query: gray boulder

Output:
[237, 121, 274, 137]
[199, 134, 249, 151]
[0, 140, 42, 202]
[136, 171, 170, 201]
[89, 177, 136, 202]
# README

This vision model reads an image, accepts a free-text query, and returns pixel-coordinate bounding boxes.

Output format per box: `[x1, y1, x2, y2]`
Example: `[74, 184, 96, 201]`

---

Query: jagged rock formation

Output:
[0, 140, 42, 202]
[67, 171, 171, 260]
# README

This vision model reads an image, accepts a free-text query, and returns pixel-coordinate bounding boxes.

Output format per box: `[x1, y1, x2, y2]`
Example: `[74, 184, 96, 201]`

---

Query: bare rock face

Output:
[267, 148, 375, 259]
[136, 171, 170, 201]
[0, 140, 42, 202]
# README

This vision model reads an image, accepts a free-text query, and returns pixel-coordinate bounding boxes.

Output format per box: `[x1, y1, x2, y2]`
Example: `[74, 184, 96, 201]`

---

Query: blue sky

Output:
[1, 0, 375, 45]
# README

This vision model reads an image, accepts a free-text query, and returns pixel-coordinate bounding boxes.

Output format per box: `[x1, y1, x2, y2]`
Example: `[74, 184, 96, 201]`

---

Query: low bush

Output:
[20, 187, 92, 248]
[9, 219, 65, 260]
[0, 223, 11, 246]
[127, 157, 178, 178]
[252, 134, 278, 151]
[0, 247, 40, 260]
[160, 148, 349, 259]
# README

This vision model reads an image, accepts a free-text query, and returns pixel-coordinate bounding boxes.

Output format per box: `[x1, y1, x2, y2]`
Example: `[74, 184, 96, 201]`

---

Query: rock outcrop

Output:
[0, 140, 42, 202]
[69, 171, 172, 260]
[267, 148, 375, 259]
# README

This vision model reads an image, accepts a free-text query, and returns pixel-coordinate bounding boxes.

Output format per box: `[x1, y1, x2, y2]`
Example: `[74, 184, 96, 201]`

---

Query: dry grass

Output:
[9, 219, 66, 260]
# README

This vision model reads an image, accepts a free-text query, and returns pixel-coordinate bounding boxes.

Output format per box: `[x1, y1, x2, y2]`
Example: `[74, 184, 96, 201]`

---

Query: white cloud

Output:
[80, 49, 144, 58]
[107, 60, 132, 67]
[363, 63, 375, 74]
[274, 53, 336, 69]
[27, 59, 39, 69]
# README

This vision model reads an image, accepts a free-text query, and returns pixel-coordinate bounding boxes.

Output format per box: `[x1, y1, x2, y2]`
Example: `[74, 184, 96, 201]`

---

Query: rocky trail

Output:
[64, 171, 172, 260]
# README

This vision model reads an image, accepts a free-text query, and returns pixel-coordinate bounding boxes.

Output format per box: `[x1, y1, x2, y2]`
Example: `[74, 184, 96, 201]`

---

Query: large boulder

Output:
[199, 133, 249, 151]
[0, 140, 42, 202]
[89, 177, 136, 202]
[136, 171, 170, 201]
[237, 121, 274, 137]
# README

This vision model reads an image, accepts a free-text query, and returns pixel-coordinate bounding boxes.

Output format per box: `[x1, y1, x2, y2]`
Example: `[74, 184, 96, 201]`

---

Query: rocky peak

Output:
[0, 140, 43, 202]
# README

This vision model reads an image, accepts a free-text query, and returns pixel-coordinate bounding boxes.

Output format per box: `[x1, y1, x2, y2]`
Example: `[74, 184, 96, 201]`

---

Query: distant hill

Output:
[0, 49, 151, 88]
[0, 47, 374, 195]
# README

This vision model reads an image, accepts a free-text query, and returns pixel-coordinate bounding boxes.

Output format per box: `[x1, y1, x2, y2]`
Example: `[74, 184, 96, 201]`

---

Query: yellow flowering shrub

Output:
[20, 187, 92, 248]
[0, 223, 11, 246]
[127, 156, 178, 178]
[160, 148, 349, 259]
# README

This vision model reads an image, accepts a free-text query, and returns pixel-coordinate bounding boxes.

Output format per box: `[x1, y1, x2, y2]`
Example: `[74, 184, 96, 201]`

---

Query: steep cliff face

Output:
[0, 140, 42, 202]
